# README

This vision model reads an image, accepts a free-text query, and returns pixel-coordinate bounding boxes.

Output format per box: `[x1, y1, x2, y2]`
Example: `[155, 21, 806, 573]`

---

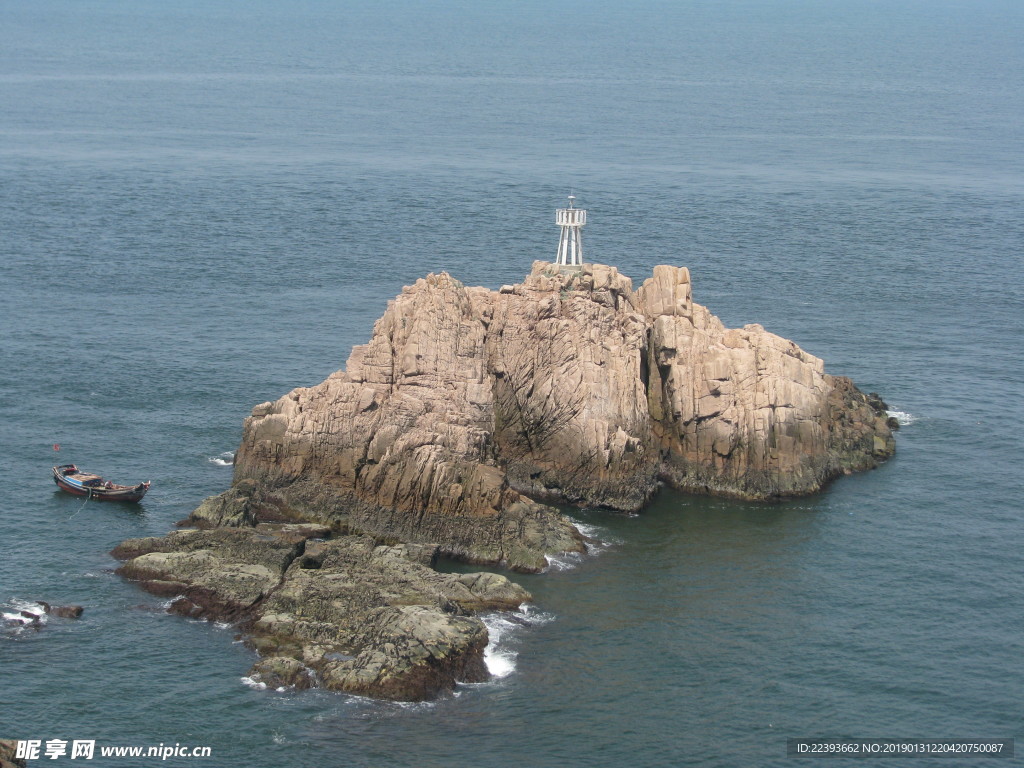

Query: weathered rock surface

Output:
[638, 265, 895, 497]
[0, 740, 27, 768]
[112, 524, 529, 701]
[211, 262, 892, 562]
[39, 602, 84, 619]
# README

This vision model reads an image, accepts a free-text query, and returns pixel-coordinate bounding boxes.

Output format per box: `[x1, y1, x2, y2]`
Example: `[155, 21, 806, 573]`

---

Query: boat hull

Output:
[52, 465, 150, 503]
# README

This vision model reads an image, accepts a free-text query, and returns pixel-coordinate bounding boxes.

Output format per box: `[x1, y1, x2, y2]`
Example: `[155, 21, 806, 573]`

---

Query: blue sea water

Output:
[2, 1, 1023, 766]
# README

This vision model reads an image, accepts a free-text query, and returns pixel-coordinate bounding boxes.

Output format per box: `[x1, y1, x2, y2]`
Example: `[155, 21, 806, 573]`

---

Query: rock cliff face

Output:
[637, 265, 893, 497]
[215, 261, 892, 569]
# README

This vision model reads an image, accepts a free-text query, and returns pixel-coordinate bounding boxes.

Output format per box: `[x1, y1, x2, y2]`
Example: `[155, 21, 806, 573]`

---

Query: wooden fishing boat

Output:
[52, 464, 150, 503]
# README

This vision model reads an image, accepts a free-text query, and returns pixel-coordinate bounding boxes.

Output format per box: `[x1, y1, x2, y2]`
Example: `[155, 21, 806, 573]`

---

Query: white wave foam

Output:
[887, 410, 915, 426]
[208, 451, 235, 466]
[483, 642, 516, 677]
[481, 615, 517, 677]
[543, 551, 584, 572]
[542, 518, 621, 572]
[8, 599, 47, 617]
[160, 596, 185, 611]
[517, 603, 555, 626]
[388, 700, 438, 712]
[2, 599, 48, 632]
[480, 604, 555, 680]
[240, 675, 267, 690]
[571, 518, 623, 552]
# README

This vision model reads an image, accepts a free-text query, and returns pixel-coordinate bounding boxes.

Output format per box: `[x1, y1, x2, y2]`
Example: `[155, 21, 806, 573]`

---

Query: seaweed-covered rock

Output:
[113, 526, 528, 701]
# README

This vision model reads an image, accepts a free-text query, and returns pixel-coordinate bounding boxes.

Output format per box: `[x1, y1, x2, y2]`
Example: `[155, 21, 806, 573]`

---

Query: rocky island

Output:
[114, 260, 895, 700]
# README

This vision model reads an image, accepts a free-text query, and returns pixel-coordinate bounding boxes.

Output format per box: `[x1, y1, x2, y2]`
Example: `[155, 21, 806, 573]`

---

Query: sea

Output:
[2, 1, 1022, 766]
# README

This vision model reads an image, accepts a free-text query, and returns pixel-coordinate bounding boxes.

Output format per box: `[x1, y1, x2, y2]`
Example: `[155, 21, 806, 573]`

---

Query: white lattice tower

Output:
[555, 195, 586, 267]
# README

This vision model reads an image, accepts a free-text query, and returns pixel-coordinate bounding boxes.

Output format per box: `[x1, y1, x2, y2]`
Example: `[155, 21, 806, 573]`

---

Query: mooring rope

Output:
[67, 486, 92, 519]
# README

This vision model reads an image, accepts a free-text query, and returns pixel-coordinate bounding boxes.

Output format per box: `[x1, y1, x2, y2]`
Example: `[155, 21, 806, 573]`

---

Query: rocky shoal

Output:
[112, 523, 529, 701]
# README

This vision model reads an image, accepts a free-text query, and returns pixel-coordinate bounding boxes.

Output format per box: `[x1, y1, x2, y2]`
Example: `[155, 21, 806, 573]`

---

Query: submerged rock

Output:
[113, 524, 529, 701]
[2, 600, 83, 633]
[39, 602, 84, 619]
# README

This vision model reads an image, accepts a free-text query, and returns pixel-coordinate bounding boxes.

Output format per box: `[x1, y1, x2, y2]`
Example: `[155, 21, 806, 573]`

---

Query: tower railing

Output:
[556, 208, 586, 226]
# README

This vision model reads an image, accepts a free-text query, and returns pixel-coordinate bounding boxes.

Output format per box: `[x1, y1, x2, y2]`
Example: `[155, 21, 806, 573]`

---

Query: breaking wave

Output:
[572, 518, 622, 555]
[480, 603, 554, 680]
[240, 675, 267, 690]
[887, 410, 915, 426]
[2, 598, 48, 634]
[544, 517, 621, 572]
[208, 451, 235, 466]
[543, 550, 584, 572]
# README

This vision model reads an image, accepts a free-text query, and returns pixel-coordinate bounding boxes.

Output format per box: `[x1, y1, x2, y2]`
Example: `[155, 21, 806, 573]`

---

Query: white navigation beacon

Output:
[554, 194, 586, 268]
